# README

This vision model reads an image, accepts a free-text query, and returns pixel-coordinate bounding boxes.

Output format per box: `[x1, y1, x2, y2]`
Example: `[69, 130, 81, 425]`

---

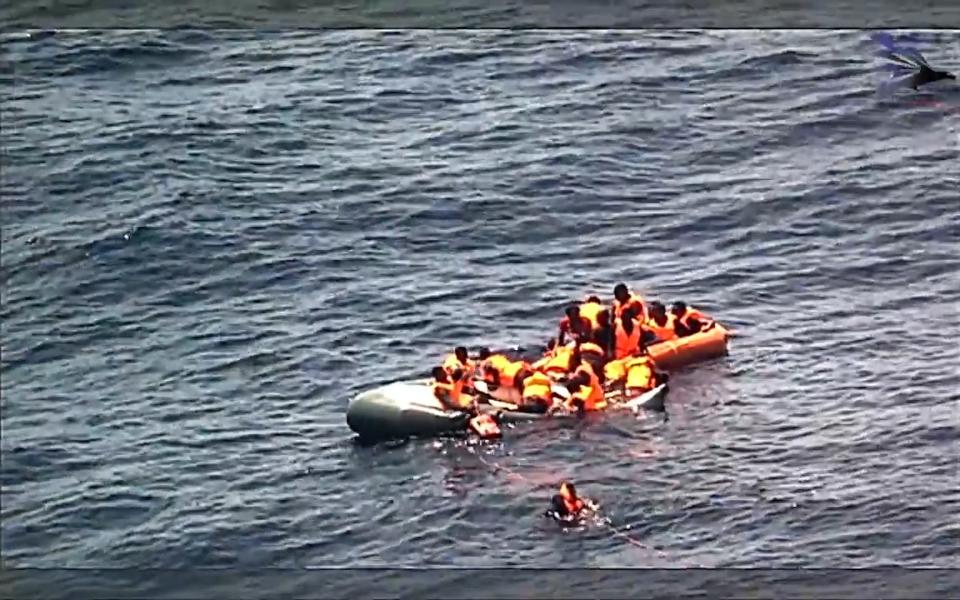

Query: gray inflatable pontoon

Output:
[346, 378, 668, 441]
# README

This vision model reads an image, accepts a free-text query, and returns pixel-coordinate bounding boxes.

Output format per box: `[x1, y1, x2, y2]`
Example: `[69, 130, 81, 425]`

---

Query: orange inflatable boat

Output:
[647, 323, 730, 371]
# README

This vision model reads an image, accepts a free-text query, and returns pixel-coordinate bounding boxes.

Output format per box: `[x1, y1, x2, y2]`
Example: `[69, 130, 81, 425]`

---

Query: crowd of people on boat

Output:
[431, 282, 716, 427]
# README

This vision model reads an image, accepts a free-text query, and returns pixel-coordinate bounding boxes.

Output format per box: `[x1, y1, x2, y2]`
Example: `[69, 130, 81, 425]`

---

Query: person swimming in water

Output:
[545, 481, 597, 524]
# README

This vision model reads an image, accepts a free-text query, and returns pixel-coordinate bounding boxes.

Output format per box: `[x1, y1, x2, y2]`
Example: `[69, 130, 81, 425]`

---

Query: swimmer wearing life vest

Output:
[612, 283, 646, 322]
[644, 301, 678, 344]
[545, 481, 598, 524]
[670, 301, 714, 337]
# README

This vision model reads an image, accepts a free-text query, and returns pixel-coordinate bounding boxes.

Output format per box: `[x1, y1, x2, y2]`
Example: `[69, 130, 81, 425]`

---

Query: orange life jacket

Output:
[522, 371, 553, 403]
[433, 379, 469, 410]
[468, 414, 501, 439]
[442, 354, 475, 389]
[578, 300, 604, 330]
[531, 354, 550, 371]
[499, 360, 528, 388]
[676, 307, 714, 332]
[625, 356, 656, 391]
[604, 357, 628, 384]
[613, 293, 646, 320]
[580, 341, 605, 361]
[573, 364, 606, 410]
[645, 314, 678, 343]
[482, 354, 513, 384]
[613, 319, 642, 359]
[542, 345, 574, 375]
[560, 488, 585, 514]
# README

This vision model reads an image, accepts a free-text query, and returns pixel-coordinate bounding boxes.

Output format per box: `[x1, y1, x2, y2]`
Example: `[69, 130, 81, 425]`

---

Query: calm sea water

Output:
[2, 29, 959, 598]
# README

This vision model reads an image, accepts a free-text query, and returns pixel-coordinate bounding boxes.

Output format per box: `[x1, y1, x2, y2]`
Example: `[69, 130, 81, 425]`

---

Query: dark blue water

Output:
[2, 29, 959, 598]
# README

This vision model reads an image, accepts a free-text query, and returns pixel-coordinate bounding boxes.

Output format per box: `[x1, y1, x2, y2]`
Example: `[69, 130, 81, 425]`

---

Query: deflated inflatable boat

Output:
[346, 379, 668, 441]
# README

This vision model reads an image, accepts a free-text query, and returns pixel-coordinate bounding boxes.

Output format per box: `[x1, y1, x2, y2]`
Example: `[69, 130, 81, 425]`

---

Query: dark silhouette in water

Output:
[872, 32, 955, 92]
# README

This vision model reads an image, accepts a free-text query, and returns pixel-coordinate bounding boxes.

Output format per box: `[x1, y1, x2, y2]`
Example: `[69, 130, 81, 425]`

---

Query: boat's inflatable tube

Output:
[647, 324, 730, 371]
[346, 380, 470, 441]
[620, 383, 668, 412]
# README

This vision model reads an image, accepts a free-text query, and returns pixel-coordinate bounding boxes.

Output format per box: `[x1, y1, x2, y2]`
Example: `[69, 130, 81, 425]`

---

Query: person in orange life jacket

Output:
[442, 346, 475, 393]
[568, 345, 604, 385]
[578, 336, 607, 379]
[532, 337, 558, 371]
[563, 367, 606, 413]
[622, 354, 661, 397]
[613, 307, 644, 360]
[603, 356, 628, 387]
[432, 366, 474, 412]
[477, 348, 512, 386]
[644, 301, 678, 344]
[578, 295, 605, 332]
[483, 357, 533, 391]
[540, 342, 576, 380]
[558, 304, 592, 346]
[518, 370, 555, 414]
[546, 481, 596, 523]
[670, 301, 713, 337]
[612, 282, 646, 322]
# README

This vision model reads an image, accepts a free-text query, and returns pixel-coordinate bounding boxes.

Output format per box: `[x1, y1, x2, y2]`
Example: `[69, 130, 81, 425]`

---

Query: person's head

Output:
[585, 295, 601, 304]
[451, 368, 464, 381]
[649, 301, 666, 319]
[613, 283, 629, 303]
[565, 304, 580, 320]
[565, 379, 580, 393]
[478, 347, 491, 361]
[597, 309, 610, 327]
[454, 346, 468, 363]
[432, 366, 448, 382]
[670, 301, 687, 318]
[546, 337, 557, 352]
